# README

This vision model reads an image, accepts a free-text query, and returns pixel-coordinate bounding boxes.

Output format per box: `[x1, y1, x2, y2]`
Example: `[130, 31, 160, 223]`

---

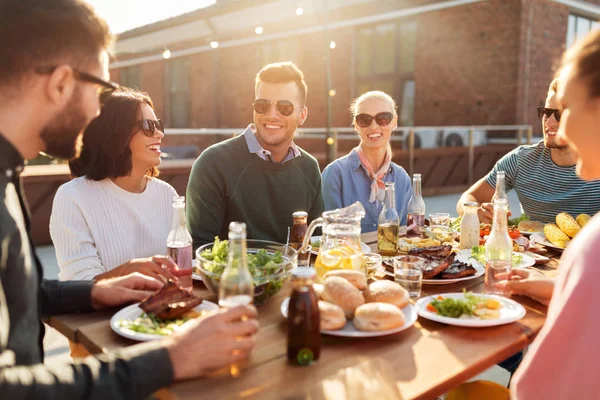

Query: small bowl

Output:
[195, 240, 297, 305]
[423, 226, 459, 243]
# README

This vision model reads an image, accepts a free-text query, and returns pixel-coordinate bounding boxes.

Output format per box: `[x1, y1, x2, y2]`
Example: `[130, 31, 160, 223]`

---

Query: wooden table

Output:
[49, 232, 561, 400]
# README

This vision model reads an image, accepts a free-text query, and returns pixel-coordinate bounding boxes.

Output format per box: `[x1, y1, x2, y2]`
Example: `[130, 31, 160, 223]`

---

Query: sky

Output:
[85, 0, 216, 34]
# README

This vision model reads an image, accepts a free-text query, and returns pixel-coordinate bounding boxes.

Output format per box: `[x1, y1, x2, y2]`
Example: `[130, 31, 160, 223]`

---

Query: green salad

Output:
[470, 245, 523, 266]
[120, 312, 196, 336]
[508, 214, 529, 227]
[429, 291, 483, 318]
[198, 238, 288, 304]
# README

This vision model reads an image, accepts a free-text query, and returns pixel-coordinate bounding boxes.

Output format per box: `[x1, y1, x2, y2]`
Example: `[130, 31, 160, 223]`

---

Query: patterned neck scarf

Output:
[355, 144, 392, 203]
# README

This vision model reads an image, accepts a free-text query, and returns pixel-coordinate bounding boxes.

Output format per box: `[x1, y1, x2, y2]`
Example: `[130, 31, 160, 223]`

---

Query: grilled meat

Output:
[408, 245, 453, 259]
[419, 253, 456, 279]
[139, 280, 203, 320]
[439, 261, 477, 279]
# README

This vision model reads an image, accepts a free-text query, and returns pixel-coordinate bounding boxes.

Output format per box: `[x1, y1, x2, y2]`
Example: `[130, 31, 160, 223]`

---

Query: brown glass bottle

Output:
[290, 211, 309, 266]
[287, 267, 321, 366]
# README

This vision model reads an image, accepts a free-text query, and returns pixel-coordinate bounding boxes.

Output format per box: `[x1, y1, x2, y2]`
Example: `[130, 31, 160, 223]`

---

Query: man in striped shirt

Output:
[457, 78, 600, 224]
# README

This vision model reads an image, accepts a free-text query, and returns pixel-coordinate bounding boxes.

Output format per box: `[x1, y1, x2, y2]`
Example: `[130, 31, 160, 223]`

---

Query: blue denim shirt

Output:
[322, 149, 412, 233]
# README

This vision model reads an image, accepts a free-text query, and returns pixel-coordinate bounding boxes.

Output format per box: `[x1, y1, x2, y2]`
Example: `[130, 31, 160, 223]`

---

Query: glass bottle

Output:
[460, 202, 480, 249]
[378, 182, 400, 256]
[287, 267, 321, 366]
[406, 173, 426, 235]
[491, 171, 508, 205]
[290, 211, 309, 266]
[484, 202, 512, 296]
[166, 196, 193, 291]
[219, 222, 254, 308]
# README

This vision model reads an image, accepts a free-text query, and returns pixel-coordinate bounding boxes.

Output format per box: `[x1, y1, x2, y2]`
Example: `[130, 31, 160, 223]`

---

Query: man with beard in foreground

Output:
[0, 1, 258, 399]
[456, 78, 600, 224]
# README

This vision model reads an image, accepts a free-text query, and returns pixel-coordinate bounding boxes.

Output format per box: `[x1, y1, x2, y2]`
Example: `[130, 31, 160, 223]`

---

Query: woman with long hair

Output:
[50, 87, 178, 281]
[321, 90, 411, 233]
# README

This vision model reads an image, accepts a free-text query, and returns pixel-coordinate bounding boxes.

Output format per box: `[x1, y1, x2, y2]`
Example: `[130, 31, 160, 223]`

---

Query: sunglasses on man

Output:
[537, 107, 561, 122]
[35, 66, 119, 104]
[355, 112, 394, 128]
[137, 119, 164, 137]
[253, 99, 303, 117]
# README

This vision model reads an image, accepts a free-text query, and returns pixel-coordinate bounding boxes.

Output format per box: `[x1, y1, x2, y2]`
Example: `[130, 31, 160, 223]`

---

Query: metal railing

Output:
[165, 124, 533, 183]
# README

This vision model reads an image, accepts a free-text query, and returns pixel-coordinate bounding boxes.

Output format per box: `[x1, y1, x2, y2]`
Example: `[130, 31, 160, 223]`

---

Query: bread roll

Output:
[518, 220, 544, 233]
[322, 276, 365, 319]
[318, 301, 346, 330]
[313, 283, 324, 300]
[353, 302, 405, 332]
[363, 280, 409, 309]
[324, 269, 367, 290]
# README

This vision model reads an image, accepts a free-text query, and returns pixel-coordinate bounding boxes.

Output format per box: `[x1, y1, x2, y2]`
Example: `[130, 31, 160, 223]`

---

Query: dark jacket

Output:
[0, 134, 173, 399]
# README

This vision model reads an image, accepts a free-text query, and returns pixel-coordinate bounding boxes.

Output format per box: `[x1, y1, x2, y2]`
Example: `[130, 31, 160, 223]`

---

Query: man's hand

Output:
[91, 273, 163, 310]
[478, 203, 513, 224]
[494, 268, 554, 306]
[165, 305, 259, 381]
[94, 256, 178, 282]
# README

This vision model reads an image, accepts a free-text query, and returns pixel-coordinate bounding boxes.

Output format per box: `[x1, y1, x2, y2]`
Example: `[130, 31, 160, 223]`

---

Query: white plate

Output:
[110, 301, 219, 342]
[309, 236, 372, 256]
[280, 298, 417, 337]
[530, 233, 564, 252]
[192, 273, 203, 281]
[415, 292, 526, 327]
[379, 252, 485, 285]
[520, 230, 543, 237]
[457, 248, 535, 269]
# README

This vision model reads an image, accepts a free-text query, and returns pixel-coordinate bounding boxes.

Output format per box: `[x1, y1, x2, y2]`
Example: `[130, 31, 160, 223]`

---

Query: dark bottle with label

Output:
[290, 211, 309, 266]
[287, 267, 321, 366]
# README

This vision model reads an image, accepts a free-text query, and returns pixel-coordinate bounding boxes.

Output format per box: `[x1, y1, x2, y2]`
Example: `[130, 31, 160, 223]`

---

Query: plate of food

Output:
[467, 246, 535, 269]
[529, 233, 565, 252]
[309, 236, 371, 256]
[381, 245, 483, 285]
[281, 270, 417, 337]
[111, 281, 217, 341]
[415, 291, 526, 327]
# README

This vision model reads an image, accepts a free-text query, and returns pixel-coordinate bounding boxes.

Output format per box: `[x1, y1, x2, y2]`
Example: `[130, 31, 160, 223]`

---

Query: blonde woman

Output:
[321, 91, 411, 232]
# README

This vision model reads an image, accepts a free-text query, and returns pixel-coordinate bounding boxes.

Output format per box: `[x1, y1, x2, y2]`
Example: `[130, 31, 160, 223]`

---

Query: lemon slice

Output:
[349, 254, 364, 270]
[319, 251, 342, 268]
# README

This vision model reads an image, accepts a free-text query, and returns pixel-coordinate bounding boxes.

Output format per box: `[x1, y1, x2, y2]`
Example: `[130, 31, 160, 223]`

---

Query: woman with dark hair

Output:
[50, 87, 178, 281]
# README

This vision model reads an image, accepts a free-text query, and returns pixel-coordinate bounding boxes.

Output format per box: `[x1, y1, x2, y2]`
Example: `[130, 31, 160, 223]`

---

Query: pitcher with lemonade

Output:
[300, 202, 366, 282]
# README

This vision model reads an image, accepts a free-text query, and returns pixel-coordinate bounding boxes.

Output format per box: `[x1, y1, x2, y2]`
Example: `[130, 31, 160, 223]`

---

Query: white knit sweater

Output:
[50, 176, 178, 281]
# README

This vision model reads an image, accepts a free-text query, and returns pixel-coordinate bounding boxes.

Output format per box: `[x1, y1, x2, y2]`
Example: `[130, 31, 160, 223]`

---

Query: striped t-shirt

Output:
[485, 141, 600, 224]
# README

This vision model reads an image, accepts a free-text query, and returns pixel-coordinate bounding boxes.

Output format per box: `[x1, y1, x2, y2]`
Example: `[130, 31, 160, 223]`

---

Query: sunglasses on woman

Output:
[137, 119, 164, 137]
[537, 107, 561, 122]
[253, 99, 302, 117]
[355, 112, 394, 128]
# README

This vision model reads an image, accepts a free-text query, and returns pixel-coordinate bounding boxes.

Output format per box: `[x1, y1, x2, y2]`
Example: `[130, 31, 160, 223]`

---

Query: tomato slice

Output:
[508, 228, 521, 239]
[427, 303, 437, 312]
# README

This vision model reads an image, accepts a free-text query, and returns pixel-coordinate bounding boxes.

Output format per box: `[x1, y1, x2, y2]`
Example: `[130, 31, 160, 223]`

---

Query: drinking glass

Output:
[394, 256, 424, 298]
[363, 253, 383, 279]
[430, 213, 450, 227]
[485, 260, 511, 296]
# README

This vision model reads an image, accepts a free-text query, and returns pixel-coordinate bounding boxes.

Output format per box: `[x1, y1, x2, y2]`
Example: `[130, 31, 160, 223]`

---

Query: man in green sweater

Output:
[187, 62, 324, 249]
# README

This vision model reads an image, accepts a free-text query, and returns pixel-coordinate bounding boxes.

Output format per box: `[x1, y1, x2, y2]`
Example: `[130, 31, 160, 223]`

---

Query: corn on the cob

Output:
[544, 223, 570, 248]
[556, 212, 580, 238]
[576, 214, 591, 228]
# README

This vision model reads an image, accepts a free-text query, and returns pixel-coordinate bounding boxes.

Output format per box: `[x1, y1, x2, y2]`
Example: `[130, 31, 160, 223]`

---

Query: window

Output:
[567, 14, 599, 48]
[355, 21, 417, 126]
[166, 58, 190, 128]
[120, 66, 141, 90]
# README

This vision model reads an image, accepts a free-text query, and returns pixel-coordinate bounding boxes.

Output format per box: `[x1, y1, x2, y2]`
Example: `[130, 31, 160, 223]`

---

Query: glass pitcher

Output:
[300, 202, 366, 282]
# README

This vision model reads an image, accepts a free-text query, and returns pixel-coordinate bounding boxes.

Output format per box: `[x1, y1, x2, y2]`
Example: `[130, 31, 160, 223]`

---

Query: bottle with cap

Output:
[460, 201, 480, 249]
[406, 173, 426, 235]
[290, 211, 309, 266]
[287, 267, 321, 366]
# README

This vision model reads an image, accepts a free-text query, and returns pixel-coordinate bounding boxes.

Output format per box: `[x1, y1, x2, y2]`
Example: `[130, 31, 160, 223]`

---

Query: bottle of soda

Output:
[484, 202, 512, 296]
[378, 182, 400, 256]
[491, 171, 508, 205]
[219, 222, 254, 308]
[166, 196, 193, 290]
[287, 267, 321, 366]
[290, 211, 309, 266]
[406, 173, 426, 235]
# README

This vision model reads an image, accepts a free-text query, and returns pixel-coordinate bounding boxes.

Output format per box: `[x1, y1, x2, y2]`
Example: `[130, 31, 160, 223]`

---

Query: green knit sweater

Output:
[186, 134, 324, 249]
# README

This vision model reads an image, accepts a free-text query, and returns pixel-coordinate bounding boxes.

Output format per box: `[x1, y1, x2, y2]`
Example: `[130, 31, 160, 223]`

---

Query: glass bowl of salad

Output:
[195, 239, 297, 305]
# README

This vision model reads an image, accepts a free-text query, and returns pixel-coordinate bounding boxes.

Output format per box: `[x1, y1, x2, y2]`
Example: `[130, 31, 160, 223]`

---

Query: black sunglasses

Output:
[253, 99, 302, 117]
[355, 112, 394, 128]
[35, 66, 119, 104]
[137, 119, 164, 137]
[537, 107, 561, 122]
